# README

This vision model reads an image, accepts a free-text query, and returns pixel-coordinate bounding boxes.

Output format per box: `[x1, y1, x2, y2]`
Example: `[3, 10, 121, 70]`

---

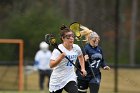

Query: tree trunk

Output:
[130, 0, 137, 66]
[69, 0, 75, 21]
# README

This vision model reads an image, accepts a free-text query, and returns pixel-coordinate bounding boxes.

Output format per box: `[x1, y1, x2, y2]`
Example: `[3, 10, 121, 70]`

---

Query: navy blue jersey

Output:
[76, 43, 106, 77]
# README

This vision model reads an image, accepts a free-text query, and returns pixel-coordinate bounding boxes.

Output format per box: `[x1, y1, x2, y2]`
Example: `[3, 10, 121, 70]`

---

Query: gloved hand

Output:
[103, 66, 110, 70]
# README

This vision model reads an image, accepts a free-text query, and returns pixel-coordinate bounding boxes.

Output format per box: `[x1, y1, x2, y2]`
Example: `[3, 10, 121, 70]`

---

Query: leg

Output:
[64, 81, 78, 93]
[77, 79, 88, 93]
[45, 69, 52, 88]
[89, 83, 99, 93]
[39, 70, 45, 90]
[89, 73, 101, 93]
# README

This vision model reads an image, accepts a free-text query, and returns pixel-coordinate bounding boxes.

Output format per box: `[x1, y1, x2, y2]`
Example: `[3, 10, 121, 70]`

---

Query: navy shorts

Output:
[77, 73, 101, 90]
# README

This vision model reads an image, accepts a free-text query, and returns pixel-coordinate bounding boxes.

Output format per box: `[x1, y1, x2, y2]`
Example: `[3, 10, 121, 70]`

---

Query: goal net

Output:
[0, 39, 24, 91]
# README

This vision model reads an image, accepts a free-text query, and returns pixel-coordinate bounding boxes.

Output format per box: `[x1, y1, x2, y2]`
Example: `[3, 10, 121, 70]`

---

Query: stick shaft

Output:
[56, 47, 83, 74]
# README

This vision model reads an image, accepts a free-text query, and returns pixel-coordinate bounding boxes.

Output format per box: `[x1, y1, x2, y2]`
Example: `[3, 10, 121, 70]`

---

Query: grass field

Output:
[0, 67, 140, 93]
[100, 68, 140, 93]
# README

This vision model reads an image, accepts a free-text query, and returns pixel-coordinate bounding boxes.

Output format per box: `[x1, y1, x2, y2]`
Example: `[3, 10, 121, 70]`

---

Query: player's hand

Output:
[60, 52, 66, 59]
[103, 66, 110, 70]
[81, 69, 87, 77]
[84, 55, 89, 62]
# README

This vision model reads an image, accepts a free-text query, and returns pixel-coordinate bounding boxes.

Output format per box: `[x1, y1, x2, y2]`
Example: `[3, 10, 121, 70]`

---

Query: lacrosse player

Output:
[34, 41, 52, 92]
[49, 25, 87, 93]
[76, 32, 110, 93]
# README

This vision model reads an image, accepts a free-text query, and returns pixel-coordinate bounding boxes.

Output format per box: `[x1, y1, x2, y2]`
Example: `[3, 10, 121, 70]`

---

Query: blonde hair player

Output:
[75, 25, 110, 93]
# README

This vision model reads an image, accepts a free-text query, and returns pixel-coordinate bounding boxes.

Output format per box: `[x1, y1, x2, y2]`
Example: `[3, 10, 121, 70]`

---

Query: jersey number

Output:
[90, 60, 100, 68]
[66, 60, 74, 66]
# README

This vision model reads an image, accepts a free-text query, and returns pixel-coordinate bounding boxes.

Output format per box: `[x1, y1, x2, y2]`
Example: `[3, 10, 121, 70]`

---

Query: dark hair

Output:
[60, 24, 73, 38]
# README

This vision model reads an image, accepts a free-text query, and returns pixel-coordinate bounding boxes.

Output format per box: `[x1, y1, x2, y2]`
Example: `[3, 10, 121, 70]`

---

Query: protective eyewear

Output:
[64, 34, 75, 39]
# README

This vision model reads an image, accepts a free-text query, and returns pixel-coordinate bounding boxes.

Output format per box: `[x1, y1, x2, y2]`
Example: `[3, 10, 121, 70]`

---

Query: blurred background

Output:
[0, 0, 140, 93]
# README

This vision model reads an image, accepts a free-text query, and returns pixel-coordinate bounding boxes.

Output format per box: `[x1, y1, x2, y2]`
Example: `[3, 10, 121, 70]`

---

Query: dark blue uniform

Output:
[76, 43, 107, 93]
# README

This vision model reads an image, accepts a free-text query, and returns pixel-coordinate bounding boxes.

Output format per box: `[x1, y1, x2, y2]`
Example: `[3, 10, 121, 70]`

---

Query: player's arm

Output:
[50, 52, 65, 68]
[100, 48, 110, 70]
[78, 54, 87, 76]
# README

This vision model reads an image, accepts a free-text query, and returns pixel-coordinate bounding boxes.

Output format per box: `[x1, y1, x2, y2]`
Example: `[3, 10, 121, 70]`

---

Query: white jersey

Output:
[49, 44, 82, 92]
[35, 50, 52, 70]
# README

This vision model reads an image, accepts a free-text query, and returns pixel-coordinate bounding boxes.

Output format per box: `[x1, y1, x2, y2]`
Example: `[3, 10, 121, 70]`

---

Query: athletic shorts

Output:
[77, 73, 101, 90]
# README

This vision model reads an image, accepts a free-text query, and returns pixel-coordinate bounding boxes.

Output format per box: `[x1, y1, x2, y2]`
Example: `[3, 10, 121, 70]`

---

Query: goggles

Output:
[64, 34, 75, 39]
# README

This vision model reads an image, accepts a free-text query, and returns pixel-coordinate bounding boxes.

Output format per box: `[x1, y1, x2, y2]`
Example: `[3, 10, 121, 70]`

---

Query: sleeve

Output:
[75, 44, 83, 56]
[82, 46, 88, 55]
[34, 51, 40, 68]
[34, 52, 39, 62]
[100, 48, 107, 68]
[50, 48, 61, 60]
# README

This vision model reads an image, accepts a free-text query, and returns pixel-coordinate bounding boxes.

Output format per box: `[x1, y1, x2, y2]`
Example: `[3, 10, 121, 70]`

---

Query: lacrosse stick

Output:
[70, 22, 97, 81]
[45, 34, 83, 74]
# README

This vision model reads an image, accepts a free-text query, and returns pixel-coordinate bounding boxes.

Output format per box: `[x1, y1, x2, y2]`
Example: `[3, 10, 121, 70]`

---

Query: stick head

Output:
[70, 22, 93, 42]
[69, 22, 81, 38]
[45, 34, 57, 46]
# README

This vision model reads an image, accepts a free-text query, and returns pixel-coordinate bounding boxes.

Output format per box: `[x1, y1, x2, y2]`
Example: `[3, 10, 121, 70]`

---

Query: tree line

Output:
[0, 0, 140, 66]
